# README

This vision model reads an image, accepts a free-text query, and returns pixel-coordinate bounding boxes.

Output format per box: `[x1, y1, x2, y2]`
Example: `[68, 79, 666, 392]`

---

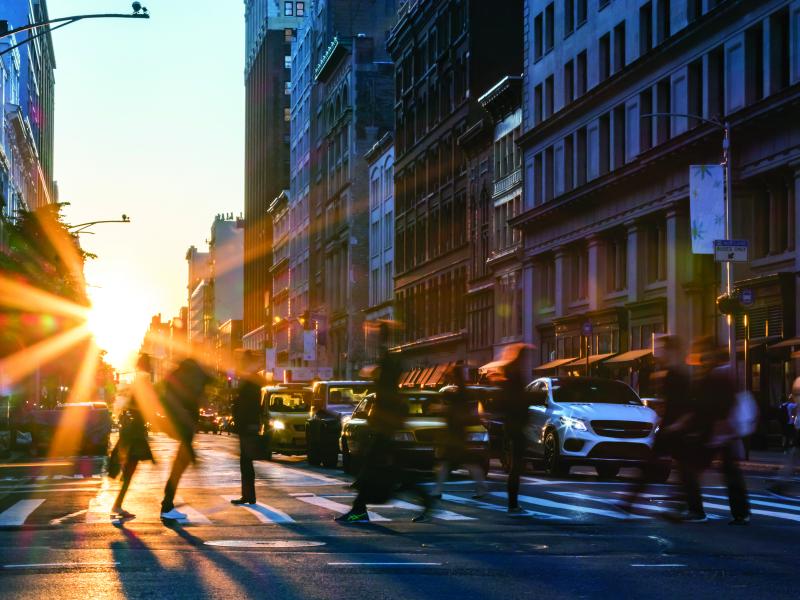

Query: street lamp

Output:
[68, 214, 131, 235]
[0, 3, 149, 57]
[641, 112, 736, 385]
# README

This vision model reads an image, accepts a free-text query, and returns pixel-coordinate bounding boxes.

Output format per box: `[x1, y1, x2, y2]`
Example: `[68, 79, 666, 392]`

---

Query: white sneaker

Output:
[160, 509, 188, 520]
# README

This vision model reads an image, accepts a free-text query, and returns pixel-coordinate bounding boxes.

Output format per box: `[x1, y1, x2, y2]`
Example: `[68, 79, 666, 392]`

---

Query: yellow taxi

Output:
[260, 385, 312, 457]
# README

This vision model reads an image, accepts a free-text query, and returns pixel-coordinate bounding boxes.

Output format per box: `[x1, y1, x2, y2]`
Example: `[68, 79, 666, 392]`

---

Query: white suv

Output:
[524, 377, 669, 481]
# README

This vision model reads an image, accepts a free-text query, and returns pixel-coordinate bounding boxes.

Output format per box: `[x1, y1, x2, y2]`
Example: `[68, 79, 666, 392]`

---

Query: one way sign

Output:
[714, 239, 749, 262]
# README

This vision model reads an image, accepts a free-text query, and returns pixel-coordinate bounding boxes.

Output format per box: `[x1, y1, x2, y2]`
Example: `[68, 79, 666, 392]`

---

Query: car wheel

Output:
[543, 431, 568, 477]
[596, 465, 619, 479]
[341, 440, 352, 474]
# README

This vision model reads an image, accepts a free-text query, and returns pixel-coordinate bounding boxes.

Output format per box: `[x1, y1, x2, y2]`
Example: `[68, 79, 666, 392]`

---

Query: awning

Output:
[416, 366, 436, 387]
[424, 362, 452, 388]
[604, 349, 653, 365]
[769, 337, 800, 350]
[533, 357, 578, 372]
[567, 353, 617, 368]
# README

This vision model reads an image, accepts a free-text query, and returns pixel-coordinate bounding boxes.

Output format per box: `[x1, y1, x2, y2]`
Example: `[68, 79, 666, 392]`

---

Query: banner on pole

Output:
[689, 165, 725, 254]
[303, 330, 316, 361]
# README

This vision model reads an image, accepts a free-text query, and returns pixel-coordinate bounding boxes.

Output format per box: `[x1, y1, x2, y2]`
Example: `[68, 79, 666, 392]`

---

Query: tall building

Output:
[267, 190, 290, 374]
[387, 0, 524, 372]
[185, 245, 211, 348]
[515, 0, 800, 424]
[209, 214, 245, 328]
[365, 133, 395, 361]
[243, 0, 304, 355]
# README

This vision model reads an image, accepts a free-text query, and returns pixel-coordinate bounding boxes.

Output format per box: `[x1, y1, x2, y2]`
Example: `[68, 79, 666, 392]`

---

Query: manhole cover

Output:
[205, 540, 326, 548]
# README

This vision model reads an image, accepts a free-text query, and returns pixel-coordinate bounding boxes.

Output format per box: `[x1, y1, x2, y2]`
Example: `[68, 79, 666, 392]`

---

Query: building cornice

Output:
[314, 36, 350, 82]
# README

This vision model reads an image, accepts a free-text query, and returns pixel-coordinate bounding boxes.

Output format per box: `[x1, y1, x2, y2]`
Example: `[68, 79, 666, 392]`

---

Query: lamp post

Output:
[641, 113, 736, 385]
[0, 3, 150, 57]
[68, 214, 131, 235]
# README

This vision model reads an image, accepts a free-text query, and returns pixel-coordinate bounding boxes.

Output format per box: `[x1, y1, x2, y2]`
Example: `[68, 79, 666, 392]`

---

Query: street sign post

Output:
[713, 239, 748, 262]
[740, 288, 754, 307]
[582, 322, 592, 374]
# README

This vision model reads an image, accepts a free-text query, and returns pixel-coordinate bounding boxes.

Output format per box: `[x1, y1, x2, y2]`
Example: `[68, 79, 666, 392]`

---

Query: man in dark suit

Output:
[231, 351, 264, 505]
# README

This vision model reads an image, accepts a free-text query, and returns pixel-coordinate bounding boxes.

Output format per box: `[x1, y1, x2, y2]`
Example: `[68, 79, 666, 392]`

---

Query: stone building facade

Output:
[515, 0, 800, 419]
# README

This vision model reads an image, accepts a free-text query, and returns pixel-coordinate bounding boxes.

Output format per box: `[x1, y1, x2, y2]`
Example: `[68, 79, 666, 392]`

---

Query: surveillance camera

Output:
[132, 2, 142, 13]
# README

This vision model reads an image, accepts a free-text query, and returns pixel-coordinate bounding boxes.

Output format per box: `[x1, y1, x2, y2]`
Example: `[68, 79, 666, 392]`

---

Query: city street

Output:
[0, 435, 798, 599]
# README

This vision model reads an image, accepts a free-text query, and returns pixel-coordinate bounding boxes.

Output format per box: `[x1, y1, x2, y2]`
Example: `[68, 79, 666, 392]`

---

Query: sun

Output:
[86, 283, 153, 370]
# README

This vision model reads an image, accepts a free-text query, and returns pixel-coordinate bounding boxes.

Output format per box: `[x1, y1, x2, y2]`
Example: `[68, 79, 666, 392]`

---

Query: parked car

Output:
[260, 386, 312, 458]
[523, 377, 669, 481]
[26, 402, 112, 456]
[340, 390, 490, 475]
[306, 380, 374, 468]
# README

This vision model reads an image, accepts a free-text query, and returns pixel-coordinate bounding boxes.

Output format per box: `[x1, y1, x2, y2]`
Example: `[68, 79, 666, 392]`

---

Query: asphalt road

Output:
[0, 434, 798, 599]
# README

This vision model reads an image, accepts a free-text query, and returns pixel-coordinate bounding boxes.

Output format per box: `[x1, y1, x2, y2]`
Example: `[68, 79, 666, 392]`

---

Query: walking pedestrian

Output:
[770, 377, 800, 496]
[230, 351, 264, 505]
[159, 357, 213, 520]
[779, 393, 798, 450]
[432, 363, 487, 499]
[687, 343, 751, 525]
[620, 335, 690, 513]
[109, 354, 155, 519]
[336, 321, 432, 523]
[497, 343, 533, 514]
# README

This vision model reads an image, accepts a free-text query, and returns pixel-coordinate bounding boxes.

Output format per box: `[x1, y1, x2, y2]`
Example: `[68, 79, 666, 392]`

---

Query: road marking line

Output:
[327, 562, 441, 566]
[221, 496, 294, 524]
[704, 493, 800, 513]
[490, 491, 641, 520]
[172, 499, 213, 525]
[630, 564, 686, 568]
[3, 562, 120, 569]
[50, 509, 88, 525]
[441, 493, 569, 520]
[702, 500, 800, 522]
[383, 499, 475, 521]
[0, 499, 45, 526]
[292, 493, 390, 521]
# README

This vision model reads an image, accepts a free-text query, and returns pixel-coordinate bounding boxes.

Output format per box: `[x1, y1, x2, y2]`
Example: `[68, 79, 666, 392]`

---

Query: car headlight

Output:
[392, 431, 415, 442]
[560, 415, 588, 431]
[466, 432, 489, 442]
[270, 419, 285, 431]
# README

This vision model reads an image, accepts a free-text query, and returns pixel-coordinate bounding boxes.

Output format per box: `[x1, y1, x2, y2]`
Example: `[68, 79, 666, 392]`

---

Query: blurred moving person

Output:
[497, 343, 533, 515]
[336, 322, 432, 524]
[770, 377, 800, 496]
[230, 351, 264, 505]
[432, 364, 487, 499]
[159, 358, 213, 520]
[620, 335, 690, 514]
[779, 393, 798, 451]
[109, 354, 155, 520]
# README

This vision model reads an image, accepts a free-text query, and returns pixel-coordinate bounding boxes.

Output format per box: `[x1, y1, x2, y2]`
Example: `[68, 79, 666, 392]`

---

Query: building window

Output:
[606, 235, 627, 292]
[599, 33, 611, 82]
[656, 77, 671, 145]
[570, 247, 589, 302]
[285, 55, 292, 69]
[640, 88, 653, 151]
[577, 0, 587, 25]
[544, 147, 555, 202]
[576, 50, 587, 96]
[745, 21, 764, 105]
[285, 28, 294, 43]
[564, 59, 574, 105]
[534, 84, 543, 125]
[769, 8, 790, 94]
[545, 3, 555, 52]
[706, 45, 724, 119]
[612, 104, 625, 170]
[534, 153, 543, 205]
[284, 107, 291, 122]
[544, 75, 554, 118]
[645, 221, 667, 283]
[576, 126, 587, 186]
[688, 59, 702, 124]
[296, 1, 305, 17]
[687, 0, 701, 23]
[613, 21, 626, 73]
[534, 12, 543, 60]
[639, 2, 653, 56]
[564, 0, 575, 36]
[284, 1, 294, 17]
[599, 113, 610, 176]
[540, 259, 555, 308]
[656, 0, 670, 45]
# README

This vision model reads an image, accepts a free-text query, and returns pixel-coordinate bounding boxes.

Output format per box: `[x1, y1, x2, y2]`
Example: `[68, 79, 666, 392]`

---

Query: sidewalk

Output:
[739, 449, 797, 472]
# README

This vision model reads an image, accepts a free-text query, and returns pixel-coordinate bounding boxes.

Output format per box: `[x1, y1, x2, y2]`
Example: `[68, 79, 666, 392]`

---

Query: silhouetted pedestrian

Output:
[159, 357, 212, 520]
[110, 354, 155, 520]
[230, 351, 264, 505]
[432, 363, 487, 499]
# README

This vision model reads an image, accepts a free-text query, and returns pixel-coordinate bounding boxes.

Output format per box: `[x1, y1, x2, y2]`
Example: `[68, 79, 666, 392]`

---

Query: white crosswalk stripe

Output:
[290, 492, 391, 521]
[704, 493, 800, 513]
[441, 493, 569, 520]
[548, 490, 724, 520]
[0, 499, 45, 526]
[221, 496, 295, 523]
[490, 491, 643, 520]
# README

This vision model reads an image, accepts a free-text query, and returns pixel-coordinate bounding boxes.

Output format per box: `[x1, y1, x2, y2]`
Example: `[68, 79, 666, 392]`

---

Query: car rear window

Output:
[328, 386, 372, 406]
[551, 380, 642, 405]
[268, 392, 310, 413]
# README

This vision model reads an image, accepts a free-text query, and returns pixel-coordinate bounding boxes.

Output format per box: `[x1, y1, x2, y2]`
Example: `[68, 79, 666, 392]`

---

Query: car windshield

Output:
[329, 385, 372, 406]
[550, 380, 642, 405]
[268, 392, 310, 413]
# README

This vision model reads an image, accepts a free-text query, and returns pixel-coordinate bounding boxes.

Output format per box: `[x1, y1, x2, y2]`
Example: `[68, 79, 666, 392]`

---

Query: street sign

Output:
[740, 288, 754, 306]
[713, 239, 748, 262]
[582, 321, 593, 337]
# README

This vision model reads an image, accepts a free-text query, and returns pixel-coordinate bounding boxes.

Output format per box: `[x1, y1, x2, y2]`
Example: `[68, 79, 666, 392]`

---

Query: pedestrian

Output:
[336, 321, 433, 523]
[230, 351, 264, 505]
[497, 343, 533, 515]
[620, 335, 690, 514]
[779, 393, 798, 450]
[432, 363, 487, 499]
[109, 353, 155, 519]
[159, 357, 213, 520]
[686, 342, 751, 525]
[770, 377, 800, 496]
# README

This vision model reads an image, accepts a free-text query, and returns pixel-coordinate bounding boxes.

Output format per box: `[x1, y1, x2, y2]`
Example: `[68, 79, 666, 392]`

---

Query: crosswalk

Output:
[2, 482, 800, 528]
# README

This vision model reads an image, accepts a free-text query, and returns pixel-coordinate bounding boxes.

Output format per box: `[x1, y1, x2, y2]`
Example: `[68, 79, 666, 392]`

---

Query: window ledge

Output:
[750, 251, 795, 270]
[643, 280, 667, 293]
[603, 289, 629, 302]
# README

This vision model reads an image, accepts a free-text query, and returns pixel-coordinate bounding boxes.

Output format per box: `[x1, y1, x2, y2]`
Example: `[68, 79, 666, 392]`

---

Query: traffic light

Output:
[299, 310, 312, 330]
[716, 292, 744, 316]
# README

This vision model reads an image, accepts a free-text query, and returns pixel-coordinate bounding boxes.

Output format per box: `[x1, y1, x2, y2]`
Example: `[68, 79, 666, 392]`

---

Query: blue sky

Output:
[49, 1, 245, 367]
